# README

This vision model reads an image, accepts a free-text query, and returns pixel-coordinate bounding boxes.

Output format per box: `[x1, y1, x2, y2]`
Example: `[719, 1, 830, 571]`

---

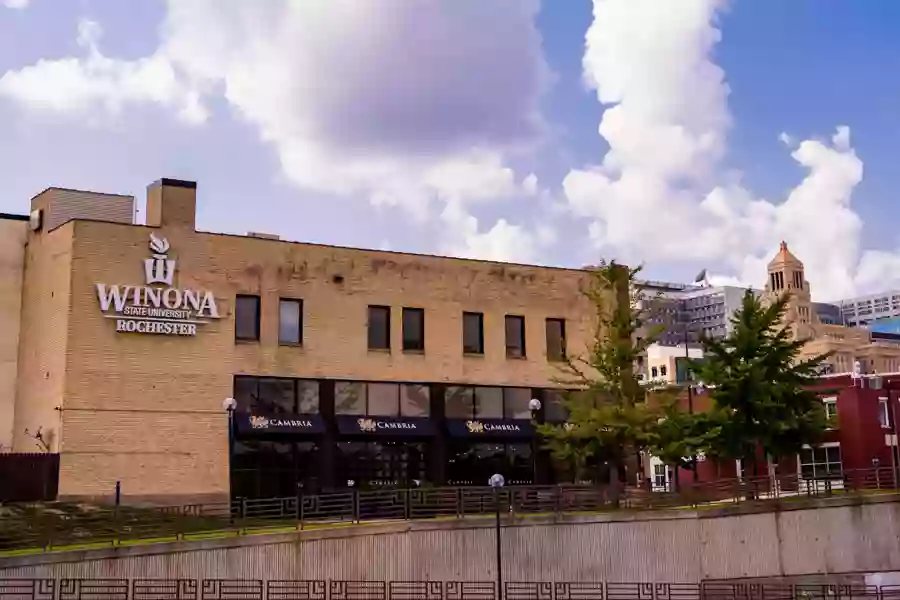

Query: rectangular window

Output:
[297, 380, 320, 413]
[402, 307, 425, 352]
[335, 381, 367, 415]
[880, 398, 890, 428]
[545, 318, 566, 361]
[446, 386, 475, 419]
[475, 387, 503, 419]
[505, 315, 526, 358]
[544, 389, 568, 422]
[400, 384, 430, 417]
[233, 376, 259, 412]
[235, 295, 261, 341]
[257, 378, 295, 414]
[799, 445, 842, 479]
[463, 312, 484, 354]
[368, 382, 400, 416]
[503, 388, 532, 419]
[823, 397, 838, 427]
[368, 305, 391, 350]
[278, 298, 302, 345]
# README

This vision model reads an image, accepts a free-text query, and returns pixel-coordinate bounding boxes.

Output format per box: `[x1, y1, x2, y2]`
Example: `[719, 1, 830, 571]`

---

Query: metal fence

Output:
[1, 579, 899, 600]
[1, 468, 897, 553]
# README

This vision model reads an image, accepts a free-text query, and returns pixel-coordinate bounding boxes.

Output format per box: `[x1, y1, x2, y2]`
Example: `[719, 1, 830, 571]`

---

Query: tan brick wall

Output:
[0, 218, 27, 450]
[13, 221, 74, 454]
[45, 218, 600, 501]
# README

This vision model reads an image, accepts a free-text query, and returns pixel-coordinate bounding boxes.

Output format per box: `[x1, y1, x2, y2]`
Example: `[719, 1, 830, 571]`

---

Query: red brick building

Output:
[662, 373, 900, 489]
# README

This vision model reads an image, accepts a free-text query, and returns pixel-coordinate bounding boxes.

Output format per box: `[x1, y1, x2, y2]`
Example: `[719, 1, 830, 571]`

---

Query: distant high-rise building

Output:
[836, 291, 900, 328]
[635, 279, 759, 346]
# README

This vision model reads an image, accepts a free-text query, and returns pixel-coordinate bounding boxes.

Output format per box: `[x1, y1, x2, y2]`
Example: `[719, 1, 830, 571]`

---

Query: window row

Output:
[821, 395, 893, 430]
[234, 295, 567, 360]
[233, 376, 569, 420]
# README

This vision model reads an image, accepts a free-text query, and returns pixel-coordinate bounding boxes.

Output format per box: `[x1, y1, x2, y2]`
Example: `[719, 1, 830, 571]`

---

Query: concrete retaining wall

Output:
[2, 495, 900, 581]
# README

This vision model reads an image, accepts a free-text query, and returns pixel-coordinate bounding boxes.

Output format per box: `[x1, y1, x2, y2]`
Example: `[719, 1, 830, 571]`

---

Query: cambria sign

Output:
[446, 418, 535, 438]
[235, 412, 325, 435]
[336, 416, 434, 437]
[96, 233, 221, 336]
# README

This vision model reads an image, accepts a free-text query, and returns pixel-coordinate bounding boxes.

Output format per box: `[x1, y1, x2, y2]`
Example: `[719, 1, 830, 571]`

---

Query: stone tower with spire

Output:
[763, 241, 818, 340]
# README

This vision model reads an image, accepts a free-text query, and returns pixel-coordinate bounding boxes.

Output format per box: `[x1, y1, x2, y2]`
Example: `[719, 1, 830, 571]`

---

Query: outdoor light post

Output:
[489, 473, 506, 600]
[682, 325, 699, 482]
[222, 397, 237, 506]
[529, 398, 542, 485]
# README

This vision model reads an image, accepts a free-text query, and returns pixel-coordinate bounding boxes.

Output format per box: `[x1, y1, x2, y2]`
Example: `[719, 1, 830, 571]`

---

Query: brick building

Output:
[0, 178, 611, 504]
[663, 373, 900, 489]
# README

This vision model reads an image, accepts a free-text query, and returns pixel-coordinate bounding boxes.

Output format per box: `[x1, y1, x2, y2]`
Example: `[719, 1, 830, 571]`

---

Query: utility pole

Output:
[685, 324, 698, 482]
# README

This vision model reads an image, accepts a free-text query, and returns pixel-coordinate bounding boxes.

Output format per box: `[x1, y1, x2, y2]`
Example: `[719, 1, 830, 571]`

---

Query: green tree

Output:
[645, 404, 722, 491]
[538, 261, 663, 486]
[690, 290, 831, 477]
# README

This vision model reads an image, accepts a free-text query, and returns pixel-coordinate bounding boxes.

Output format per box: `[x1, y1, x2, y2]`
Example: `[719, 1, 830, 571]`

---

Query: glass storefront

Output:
[232, 439, 321, 498]
[227, 376, 578, 496]
[336, 441, 428, 489]
[446, 442, 533, 486]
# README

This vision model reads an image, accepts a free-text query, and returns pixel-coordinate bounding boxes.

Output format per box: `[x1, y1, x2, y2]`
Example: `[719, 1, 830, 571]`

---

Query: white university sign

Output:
[96, 233, 221, 336]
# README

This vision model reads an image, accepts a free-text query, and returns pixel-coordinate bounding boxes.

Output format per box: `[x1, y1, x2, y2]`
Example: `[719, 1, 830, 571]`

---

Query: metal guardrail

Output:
[1, 580, 899, 600]
[1, 468, 897, 553]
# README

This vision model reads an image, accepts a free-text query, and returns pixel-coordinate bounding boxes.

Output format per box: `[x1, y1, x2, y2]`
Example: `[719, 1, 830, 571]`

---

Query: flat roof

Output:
[66, 217, 593, 276]
[0, 212, 28, 221]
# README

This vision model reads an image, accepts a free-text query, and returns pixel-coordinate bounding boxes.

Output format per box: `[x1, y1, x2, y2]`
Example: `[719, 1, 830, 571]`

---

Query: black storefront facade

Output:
[229, 375, 565, 500]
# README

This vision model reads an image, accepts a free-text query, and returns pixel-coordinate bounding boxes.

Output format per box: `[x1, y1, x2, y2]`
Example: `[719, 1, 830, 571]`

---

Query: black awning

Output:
[234, 412, 325, 435]
[336, 415, 435, 437]
[446, 418, 534, 438]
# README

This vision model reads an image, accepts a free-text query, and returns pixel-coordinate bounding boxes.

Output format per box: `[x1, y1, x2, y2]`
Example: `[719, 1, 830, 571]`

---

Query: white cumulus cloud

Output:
[564, 0, 900, 300]
[0, 1, 549, 261]
[3, 0, 29, 9]
[0, 19, 206, 124]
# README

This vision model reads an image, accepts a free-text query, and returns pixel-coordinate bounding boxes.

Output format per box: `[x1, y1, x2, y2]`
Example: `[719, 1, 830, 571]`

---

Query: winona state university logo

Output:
[96, 234, 221, 337]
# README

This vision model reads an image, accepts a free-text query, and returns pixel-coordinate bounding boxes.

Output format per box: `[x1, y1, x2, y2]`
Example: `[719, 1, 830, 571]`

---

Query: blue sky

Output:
[1, 0, 899, 301]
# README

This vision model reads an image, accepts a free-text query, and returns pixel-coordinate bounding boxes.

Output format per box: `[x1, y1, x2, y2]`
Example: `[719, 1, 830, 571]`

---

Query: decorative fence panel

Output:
[0, 581, 895, 600]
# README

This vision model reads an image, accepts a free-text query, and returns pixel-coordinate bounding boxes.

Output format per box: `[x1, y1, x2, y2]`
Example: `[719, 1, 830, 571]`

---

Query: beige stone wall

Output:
[55, 218, 597, 501]
[0, 217, 27, 450]
[12, 221, 74, 454]
[3, 496, 900, 582]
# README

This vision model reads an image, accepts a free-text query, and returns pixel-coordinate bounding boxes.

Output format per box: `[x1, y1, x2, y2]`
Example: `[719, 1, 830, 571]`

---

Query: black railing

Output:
[0, 468, 897, 554]
[0, 580, 897, 600]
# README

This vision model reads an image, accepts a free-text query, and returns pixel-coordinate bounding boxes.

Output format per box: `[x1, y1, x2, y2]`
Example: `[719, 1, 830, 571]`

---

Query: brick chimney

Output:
[145, 178, 196, 230]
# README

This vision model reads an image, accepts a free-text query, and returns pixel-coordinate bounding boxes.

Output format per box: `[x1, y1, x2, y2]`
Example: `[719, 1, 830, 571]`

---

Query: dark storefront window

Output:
[336, 381, 431, 417]
[232, 440, 321, 498]
[258, 378, 295, 414]
[336, 441, 427, 489]
[475, 387, 503, 418]
[368, 306, 391, 350]
[544, 389, 568, 422]
[446, 386, 531, 419]
[402, 308, 425, 352]
[235, 295, 261, 341]
[463, 312, 484, 354]
[545, 318, 566, 361]
[336, 381, 367, 415]
[297, 380, 319, 413]
[369, 383, 399, 416]
[447, 442, 533, 486]
[505, 315, 526, 358]
[400, 384, 429, 417]
[279, 298, 303, 345]
[233, 376, 320, 414]
[503, 387, 531, 419]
